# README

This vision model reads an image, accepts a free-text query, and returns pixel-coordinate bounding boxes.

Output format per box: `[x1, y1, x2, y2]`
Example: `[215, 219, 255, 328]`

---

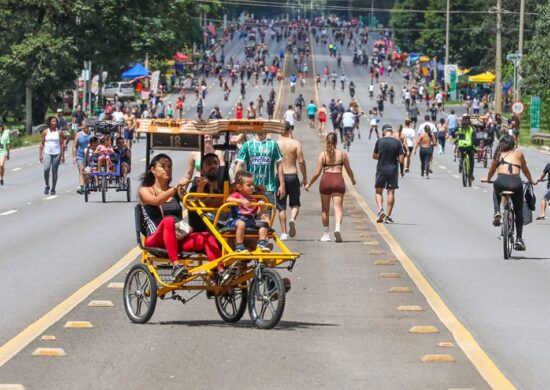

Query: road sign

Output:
[511, 100, 525, 115]
[444, 64, 458, 84]
[530, 96, 541, 136]
[506, 53, 523, 62]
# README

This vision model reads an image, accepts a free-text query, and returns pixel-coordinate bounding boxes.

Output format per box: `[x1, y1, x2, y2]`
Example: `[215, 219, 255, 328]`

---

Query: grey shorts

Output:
[543, 188, 550, 202]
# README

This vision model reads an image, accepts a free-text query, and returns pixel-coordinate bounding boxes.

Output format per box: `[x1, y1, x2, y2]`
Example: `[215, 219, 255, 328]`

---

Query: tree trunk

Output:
[25, 82, 32, 135]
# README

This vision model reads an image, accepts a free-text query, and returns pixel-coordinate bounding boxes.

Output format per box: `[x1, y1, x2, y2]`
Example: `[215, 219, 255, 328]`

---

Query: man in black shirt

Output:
[373, 124, 404, 223]
[188, 153, 223, 232]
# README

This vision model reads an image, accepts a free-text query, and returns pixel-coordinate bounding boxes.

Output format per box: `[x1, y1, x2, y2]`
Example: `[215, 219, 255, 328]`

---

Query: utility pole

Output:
[444, 0, 450, 93]
[518, 0, 525, 99]
[494, 0, 503, 114]
[370, 0, 374, 30]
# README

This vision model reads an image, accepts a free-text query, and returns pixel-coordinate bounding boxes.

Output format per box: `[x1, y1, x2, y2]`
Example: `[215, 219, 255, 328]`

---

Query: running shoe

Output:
[50, 189, 56, 195]
[235, 244, 249, 253]
[44, 186, 50, 195]
[376, 209, 386, 223]
[171, 265, 189, 283]
[258, 241, 271, 252]
[0, 179, 3, 185]
[320, 233, 331, 242]
[279, 233, 289, 241]
[334, 230, 342, 243]
[536, 216, 546, 221]
[492, 212, 502, 227]
[514, 238, 526, 251]
[384, 216, 394, 224]
[288, 219, 297, 238]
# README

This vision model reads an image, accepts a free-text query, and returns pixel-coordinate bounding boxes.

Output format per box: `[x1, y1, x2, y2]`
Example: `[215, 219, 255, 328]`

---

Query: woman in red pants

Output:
[139, 153, 221, 282]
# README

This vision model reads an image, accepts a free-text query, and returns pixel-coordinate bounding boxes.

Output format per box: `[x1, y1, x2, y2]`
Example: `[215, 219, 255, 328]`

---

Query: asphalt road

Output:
[0, 30, 284, 347]
[0, 29, 489, 389]
[312, 32, 550, 389]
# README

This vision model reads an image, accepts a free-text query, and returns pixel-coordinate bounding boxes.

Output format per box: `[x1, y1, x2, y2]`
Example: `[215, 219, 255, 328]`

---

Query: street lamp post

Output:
[495, 0, 503, 114]
[444, 0, 450, 93]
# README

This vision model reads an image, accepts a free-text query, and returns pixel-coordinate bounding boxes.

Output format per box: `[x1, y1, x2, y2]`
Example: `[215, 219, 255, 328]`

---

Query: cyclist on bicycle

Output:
[294, 94, 305, 121]
[342, 109, 356, 146]
[482, 135, 537, 251]
[457, 115, 475, 179]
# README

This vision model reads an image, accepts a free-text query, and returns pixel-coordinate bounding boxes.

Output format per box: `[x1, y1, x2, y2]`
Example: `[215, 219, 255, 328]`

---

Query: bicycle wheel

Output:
[248, 267, 286, 329]
[123, 264, 157, 324]
[215, 286, 248, 323]
[461, 156, 468, 187]
[502, 207, 514, 259]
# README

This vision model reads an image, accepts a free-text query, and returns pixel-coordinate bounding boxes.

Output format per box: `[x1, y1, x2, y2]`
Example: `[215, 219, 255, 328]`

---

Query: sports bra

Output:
[497, 152, 521, 174]
[322, 152, 344, 170]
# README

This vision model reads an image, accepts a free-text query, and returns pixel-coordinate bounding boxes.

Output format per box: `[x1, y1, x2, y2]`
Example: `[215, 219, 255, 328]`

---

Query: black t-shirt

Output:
[73, 111, 85, 125]
[188, 183, 222, 232]
[374, 137, 404, 175]
[544, 163, 550, 189]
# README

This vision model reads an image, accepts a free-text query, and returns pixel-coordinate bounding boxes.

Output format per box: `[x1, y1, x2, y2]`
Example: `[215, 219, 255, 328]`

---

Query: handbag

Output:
[174, 219, 191, 240]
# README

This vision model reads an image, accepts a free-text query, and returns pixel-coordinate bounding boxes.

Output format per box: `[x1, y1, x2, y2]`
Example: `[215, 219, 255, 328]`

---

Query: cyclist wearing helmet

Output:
[482, 136, 537, 251]
[457, 115, 475, 180]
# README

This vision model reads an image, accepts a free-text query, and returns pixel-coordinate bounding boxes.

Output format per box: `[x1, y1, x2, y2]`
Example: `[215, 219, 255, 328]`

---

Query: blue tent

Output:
[121, 63, 150, 79]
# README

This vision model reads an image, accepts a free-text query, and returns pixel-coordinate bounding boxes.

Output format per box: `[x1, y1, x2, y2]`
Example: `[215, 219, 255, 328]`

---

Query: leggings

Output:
[438, 134, 446, 153]
[419, 146, 433, 175]
[493, 174, 524, 238]
[43, 153, 61, 190]
[145, 217, 221, 262]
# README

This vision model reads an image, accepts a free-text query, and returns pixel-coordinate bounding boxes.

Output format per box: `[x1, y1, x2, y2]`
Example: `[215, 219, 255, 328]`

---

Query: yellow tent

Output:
[468, 72, 495, 83]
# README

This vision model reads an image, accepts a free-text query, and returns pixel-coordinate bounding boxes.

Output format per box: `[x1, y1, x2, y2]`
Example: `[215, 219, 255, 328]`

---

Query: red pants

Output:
[144, 217, 221, 262]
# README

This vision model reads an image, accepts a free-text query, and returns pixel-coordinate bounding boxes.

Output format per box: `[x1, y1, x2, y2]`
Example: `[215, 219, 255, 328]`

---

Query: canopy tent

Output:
[468, 72, 495, 83]
[173, 52, 190, 61]
[121, 63, 150, 79]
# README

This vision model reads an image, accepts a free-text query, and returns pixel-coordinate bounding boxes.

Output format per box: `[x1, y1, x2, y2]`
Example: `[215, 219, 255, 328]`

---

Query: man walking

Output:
[284, 105, 297, 134]
[276, 123, 307, 240]
[373, 124, 404, 223]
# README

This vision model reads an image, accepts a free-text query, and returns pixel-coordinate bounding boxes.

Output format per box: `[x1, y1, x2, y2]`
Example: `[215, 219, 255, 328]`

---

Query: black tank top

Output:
[142, 195, 182, 236]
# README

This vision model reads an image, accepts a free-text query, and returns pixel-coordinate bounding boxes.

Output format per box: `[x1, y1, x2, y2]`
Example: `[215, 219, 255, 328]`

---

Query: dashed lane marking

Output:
[364, 241, 380, 246]
[11, 167, 22, 172]
[0, 210, 18, 216]
[139, 158, 146, 162]
[379, 272, 400, 278]
[397, 305, 423, 311]
[88, 300, 114, 307]
[40, 335, 56, 341]
[375, 260, 397, 266]
[44, 195, 57, 200]
[64, 321, 94, 329]
[452, 174, 460, 179]
[409, 325, 439, 334]
[107, 282, 124, 289]
[439, 342, 455, 348]
[31, 348, 66, 357]
[0, 246, 140, 367]
[421, 354, 456, 363]
[439, 165, 447, 170]
[388, 287, 413, 293]
[0, 384, 26, 390]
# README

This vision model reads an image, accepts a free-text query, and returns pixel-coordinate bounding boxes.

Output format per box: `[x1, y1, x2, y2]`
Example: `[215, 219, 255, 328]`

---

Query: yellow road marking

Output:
[388, 287, 413, 293]
[40, 335, 56, 341]
[379, 272, 400, 278]
[397, 305, 423, 311]
[368, 250, 387, 256]
[409, 326, 439, 334]
[0, 384, 26, 390]
[64, 321, 94, 329]
[31, 348, 66, 357]
[375, 260, 397, 265]
[107, 282, 124, 289]
[342, 171, 514, 388]
[0, 246, 140, 367]
[88, 300, 114, 307]
[365, 241, 380, 246]
[421, 354, 456, 363]
[439, 342, 455, 348]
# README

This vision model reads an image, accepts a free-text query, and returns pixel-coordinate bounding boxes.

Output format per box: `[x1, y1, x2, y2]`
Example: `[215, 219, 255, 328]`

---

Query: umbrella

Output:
[173, 52, 189, 61]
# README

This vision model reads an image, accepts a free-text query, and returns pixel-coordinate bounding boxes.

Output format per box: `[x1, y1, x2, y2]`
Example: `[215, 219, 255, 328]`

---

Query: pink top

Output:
[229, 191, 258, 216]
[95, 145, 114, 156]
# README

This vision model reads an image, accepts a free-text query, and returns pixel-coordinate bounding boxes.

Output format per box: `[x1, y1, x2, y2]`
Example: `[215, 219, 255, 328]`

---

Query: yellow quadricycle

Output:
[123, 119, 300, 329]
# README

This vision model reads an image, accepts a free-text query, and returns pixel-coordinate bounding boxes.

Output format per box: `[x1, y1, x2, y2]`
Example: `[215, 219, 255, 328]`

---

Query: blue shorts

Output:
[228, 216, 256, 228]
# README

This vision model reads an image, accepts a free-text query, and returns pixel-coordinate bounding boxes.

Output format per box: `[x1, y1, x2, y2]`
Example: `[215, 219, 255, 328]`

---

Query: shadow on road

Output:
[155, 319, 339, 330]
[511, 256, 550, 261]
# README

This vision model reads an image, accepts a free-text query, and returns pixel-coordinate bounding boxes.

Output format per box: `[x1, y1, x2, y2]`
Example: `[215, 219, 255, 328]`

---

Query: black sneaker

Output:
[376, 209, 386, 223]
[44, 186, 50, 195]
[171, 265, 189, 283]
[50, 189, 56, 195]
[492, 212, 502, 227]
[0, 179, 3, 185]
[384, 216, 394, 224]
[514, 238, 526, 251]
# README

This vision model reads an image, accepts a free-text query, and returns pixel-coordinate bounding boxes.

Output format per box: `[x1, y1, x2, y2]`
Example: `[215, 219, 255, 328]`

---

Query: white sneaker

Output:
[334, 230, 342, 243]
[280, 233, 289, 241]
[320, 233, 331, 242]
[288, 219, 296, 238]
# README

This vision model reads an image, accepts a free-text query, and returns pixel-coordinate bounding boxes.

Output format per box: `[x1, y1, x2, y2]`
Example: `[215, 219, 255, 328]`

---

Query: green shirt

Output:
[0, 130, 10, 156]
[236, 139, 282, 192]
[307, 103, 317, 116]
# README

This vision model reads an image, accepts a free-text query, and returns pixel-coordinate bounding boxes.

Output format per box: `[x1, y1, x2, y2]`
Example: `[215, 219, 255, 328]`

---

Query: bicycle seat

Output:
[501, 191, 514, 195]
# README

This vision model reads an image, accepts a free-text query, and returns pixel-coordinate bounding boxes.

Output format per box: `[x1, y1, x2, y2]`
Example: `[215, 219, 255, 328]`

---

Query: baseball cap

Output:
[56, 108, 63, 113]
[382, 124, 393, 132]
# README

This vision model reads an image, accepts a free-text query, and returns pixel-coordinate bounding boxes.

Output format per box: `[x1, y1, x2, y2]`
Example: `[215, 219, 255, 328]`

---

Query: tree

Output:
[390, 0, 429, 50]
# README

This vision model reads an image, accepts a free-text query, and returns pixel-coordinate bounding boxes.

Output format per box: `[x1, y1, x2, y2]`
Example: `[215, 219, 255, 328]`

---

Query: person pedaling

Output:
[457, 115, 476, 180]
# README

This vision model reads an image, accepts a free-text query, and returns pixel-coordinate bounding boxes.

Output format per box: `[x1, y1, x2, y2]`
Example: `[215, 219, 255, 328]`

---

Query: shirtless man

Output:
[123, 107, 136, 149]
[276, 123, 307, 240]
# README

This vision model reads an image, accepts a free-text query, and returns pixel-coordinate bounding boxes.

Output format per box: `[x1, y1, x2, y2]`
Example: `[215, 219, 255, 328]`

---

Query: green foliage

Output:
[0, 0, 221, 126]
[390, 0, 429, 50]
[522, 3, 550, 99]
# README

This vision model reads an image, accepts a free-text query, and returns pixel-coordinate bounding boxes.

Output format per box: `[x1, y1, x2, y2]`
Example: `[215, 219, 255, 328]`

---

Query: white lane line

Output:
[44, 195, 58, 200]
[139, 158, 146, 162]
[439, 165, 447, 170]
[11, 167, 22, 172]
[472, 186, 480, 190]
[26, 202, 32, 205]
[452, 174, 460, 179]
[0, 210, 18, 216]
